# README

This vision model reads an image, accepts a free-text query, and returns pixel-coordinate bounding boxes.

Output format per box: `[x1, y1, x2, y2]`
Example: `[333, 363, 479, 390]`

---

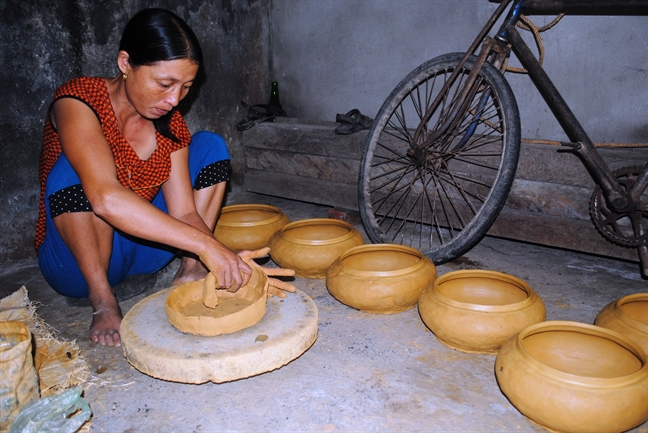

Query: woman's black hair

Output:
[119, 8, 203, 142]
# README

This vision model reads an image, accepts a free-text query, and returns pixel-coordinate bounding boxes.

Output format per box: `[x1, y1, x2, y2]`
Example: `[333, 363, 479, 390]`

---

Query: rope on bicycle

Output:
[503, 14, 565, 74]
[499, 17, 646, 148]
[469, 111, 647, 148]
[489, 17, 645, 149]
[521, 138, 648, 148]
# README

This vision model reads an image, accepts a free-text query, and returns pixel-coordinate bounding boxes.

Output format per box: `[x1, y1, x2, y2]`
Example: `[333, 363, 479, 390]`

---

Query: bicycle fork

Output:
[412, 0, 515, 148]
[413, 36, 511, 152]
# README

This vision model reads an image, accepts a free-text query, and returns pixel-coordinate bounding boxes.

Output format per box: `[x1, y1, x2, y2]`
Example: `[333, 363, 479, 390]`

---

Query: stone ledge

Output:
[243, 118, 643, 262]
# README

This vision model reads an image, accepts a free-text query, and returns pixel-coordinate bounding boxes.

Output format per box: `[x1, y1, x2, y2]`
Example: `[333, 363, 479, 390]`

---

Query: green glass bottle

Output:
[268, 81, 285, 121]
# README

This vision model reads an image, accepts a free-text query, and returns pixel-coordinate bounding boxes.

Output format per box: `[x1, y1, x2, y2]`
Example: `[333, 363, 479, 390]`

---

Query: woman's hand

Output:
[238, 247, 297, 298]
[198, 241, 253, 293]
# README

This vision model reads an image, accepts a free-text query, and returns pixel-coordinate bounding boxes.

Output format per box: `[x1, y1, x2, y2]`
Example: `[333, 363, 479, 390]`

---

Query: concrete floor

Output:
[1, 189, 647, 433]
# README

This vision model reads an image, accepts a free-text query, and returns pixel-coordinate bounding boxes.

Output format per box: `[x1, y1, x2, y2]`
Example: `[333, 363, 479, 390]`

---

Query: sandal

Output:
[335, 109, 373, 135]
[236, 101, 287, 131]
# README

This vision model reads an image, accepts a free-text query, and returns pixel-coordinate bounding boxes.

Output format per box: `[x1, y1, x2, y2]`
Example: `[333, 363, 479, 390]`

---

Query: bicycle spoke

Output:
[360, 54, 520, 262]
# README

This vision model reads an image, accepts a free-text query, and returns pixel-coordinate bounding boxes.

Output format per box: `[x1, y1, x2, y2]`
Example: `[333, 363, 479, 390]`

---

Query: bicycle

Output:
[358, 0, 648, 276]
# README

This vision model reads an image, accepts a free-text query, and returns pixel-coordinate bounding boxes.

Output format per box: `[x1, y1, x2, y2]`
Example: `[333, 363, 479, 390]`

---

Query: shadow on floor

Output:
[1, 190, 646, 433]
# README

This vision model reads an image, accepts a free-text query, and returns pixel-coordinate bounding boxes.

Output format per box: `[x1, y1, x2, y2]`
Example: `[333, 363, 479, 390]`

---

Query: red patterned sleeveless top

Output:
[36, 77, 191, 251]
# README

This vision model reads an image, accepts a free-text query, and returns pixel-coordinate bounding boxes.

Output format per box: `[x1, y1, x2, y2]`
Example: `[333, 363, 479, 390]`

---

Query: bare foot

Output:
[89, 301, 123, 347]
[172, 257, 208, 286]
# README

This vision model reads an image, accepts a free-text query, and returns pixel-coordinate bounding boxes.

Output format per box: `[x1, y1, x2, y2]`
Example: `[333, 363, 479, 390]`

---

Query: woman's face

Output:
[125, 58, 199, 119]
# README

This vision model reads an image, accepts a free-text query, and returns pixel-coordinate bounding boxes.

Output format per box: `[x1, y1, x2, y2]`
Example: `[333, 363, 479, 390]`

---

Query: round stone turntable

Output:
[121, 287, 318, 384]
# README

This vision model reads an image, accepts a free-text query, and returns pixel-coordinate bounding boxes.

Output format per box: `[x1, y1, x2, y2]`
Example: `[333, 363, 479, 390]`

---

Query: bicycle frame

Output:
[499, 0, 648, 214]
[416, 0, 648, 273]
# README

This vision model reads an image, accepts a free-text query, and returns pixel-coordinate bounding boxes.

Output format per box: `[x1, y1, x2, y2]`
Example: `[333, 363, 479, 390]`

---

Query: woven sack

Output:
[0, 321, 39, 431]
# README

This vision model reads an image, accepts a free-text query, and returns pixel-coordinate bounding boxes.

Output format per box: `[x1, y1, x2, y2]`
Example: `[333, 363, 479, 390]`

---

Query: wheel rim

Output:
[360, 55, 519, 263]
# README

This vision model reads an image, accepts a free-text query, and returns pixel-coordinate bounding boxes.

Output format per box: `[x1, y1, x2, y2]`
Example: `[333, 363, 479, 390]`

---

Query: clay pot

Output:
[214, 204, 290, 252]
[268, 218, 365, 278]
[165, 265, 268, 336]
[418, 270, 545, 354]
[595, 293, 648, 355]
[495, 321, 648, 433]
[326, 244, 437, 314]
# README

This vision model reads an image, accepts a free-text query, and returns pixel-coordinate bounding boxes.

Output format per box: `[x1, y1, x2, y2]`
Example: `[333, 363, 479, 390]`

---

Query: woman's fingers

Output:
[202, 246, 295, 298]
[225, 265, 246, 293]
[239, 261, 253, 287]
[199, 249, 249, 293]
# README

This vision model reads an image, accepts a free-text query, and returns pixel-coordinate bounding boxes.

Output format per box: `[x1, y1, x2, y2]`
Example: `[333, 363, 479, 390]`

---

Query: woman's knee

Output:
[45, 154, 83, 197]
[191, 131, 230, 161]
[189, 131, 231, 189]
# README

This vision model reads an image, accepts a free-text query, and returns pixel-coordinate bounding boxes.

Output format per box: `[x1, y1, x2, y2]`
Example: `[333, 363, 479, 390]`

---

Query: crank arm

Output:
[638, 245, 648, 278]
[562, 141, 629, 211]
[629, 161, 648, 205]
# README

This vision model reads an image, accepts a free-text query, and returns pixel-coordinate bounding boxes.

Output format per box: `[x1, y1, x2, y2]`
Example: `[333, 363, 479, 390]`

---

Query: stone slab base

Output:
[121, 287, 318, 384]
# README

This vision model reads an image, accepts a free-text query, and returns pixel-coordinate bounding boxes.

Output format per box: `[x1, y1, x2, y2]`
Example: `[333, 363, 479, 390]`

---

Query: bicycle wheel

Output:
[359, 52, 520, 264]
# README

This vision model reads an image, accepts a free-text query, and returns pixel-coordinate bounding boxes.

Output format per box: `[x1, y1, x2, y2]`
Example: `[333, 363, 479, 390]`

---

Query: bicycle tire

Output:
[358, 52, 521, 264]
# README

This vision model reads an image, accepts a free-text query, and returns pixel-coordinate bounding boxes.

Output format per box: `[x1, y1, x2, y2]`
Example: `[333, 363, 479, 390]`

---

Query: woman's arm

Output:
[160, 146, 212, 235]
[52, 98, 250, 289]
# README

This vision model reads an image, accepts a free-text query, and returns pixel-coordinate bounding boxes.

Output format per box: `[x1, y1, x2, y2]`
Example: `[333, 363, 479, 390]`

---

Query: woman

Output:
[36, 9, 253, 347]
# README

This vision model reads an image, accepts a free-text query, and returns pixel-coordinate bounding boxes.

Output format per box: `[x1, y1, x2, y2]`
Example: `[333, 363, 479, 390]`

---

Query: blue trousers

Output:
[38, 131, 230, 297]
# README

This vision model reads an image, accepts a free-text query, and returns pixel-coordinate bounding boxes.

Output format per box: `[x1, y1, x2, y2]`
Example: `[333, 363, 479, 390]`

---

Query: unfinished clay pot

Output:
[165, 265, 268, 336]
[418, 270, 545, 354]
[595, 292, 648, 355]
[268, 218, 365, 278]
[495, 321, 648, 433]
[214, 204, 290, 252]
[326, 244, 437, 314]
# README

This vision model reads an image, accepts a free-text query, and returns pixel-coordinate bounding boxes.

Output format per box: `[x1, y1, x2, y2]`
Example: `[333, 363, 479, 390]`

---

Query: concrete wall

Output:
[0, 0, 271, 262]
[1, 0, 646, 263]
[271, 0, 648, 144]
